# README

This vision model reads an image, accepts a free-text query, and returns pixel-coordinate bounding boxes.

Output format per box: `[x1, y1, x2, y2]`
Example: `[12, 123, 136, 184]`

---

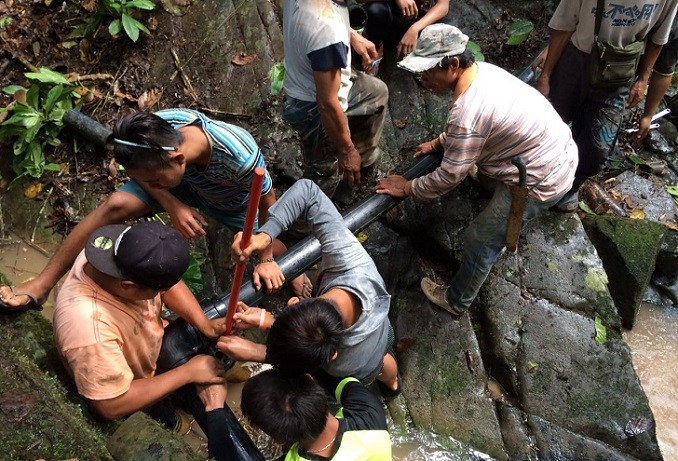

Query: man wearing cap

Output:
[376, 24, 578, 316]
[0, 108, 312, 314]
[282, 0, 388, 199]
[53, 221, 237, 460]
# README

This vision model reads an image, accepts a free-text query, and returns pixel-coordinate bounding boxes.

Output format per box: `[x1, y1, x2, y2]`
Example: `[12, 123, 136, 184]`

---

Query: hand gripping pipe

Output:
[156, 151, 443, 373]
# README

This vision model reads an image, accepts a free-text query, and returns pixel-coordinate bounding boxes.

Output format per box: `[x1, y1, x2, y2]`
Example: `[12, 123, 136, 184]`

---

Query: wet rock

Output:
[528, 413, 648, 461]
[582, 216, 665, 329]
[607, 171, 678, 223]
[107, 412, 202, 461]
[391, 291, 508, 460]
[0, 312, 113, 461]
[496, 405, 538, 460]
[480, 276, 661, 460]
[646, 129, 675, 156]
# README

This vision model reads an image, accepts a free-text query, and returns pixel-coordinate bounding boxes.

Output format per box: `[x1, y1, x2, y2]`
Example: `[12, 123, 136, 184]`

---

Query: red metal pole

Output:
[224, 167, 265, 334]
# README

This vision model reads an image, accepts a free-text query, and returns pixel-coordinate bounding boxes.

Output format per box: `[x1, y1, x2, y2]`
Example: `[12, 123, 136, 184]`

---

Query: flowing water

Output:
[1, 232, 676, 459]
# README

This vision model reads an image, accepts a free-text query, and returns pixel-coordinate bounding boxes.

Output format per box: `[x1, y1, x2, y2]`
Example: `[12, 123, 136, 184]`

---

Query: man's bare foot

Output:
[290, 273, 313, 299]
[0, 283, 45, 312]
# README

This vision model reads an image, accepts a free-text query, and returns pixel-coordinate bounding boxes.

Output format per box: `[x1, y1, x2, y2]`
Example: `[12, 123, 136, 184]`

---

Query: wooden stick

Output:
[580, 180, 628, 217]
[224, 167, 265, 334]
[170, 48, 199, 102]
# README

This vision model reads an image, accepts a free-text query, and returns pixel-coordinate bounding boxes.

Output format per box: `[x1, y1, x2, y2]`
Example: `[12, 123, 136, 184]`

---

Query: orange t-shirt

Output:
[53, 251, 165, 401]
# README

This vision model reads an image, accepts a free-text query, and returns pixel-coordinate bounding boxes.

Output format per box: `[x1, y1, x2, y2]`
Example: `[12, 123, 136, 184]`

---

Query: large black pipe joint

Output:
[156, 318, 207, 374]
[156, 296, 235, 374]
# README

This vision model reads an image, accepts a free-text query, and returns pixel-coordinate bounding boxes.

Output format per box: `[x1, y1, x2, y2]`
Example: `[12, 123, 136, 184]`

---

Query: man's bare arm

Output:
[313, 68, 362, 186]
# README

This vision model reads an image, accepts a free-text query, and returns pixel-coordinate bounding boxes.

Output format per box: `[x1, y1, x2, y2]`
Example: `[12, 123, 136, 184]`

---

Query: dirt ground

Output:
[0, 0, 552, 238]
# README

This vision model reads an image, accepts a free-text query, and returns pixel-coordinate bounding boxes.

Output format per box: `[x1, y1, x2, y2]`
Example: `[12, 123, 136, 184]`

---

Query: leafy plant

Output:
[467, 41, 485, 62]
[0, 68, 82, 187]
[506, 19, 534, 45]
[71, 0, 155, 42]
[183, 250, 207, 295]
[269, 62, 285, 95]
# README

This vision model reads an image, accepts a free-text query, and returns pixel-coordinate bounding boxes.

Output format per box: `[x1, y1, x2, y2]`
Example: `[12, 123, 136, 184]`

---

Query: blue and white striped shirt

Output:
[156, 108, 272, 213]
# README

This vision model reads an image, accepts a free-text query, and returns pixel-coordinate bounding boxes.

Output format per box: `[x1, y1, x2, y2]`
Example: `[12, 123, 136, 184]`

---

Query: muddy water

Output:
[623, 303, 678, 459]
[1, 235, 676, 459]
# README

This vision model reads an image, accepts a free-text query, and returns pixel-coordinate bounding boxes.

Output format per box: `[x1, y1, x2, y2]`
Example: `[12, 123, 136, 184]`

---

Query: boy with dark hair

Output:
[241, 369, 391, 460]
[265, 298, 344, 375]
[0, 108, 310, 313]
[216, 179, 399, 396]
[53, 221, 249, 460]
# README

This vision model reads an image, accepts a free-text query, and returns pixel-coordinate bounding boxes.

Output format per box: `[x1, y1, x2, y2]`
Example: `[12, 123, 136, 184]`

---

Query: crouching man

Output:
[53, 221, 237, 460]
[217, 179, 400, 398]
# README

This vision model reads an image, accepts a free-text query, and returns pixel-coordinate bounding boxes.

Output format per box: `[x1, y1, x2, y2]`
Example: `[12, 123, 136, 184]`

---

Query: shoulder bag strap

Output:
[595, 0, 604, 40]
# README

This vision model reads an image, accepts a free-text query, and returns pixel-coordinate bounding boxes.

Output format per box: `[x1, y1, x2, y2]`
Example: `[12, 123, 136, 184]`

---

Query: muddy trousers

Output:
[446, 183, 566, 309]
[548, 43, 628, 181]
[283, 70, 388, 198]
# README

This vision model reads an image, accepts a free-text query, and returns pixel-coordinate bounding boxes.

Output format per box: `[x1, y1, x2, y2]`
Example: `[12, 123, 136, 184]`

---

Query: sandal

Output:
[0, 286, 43, 314]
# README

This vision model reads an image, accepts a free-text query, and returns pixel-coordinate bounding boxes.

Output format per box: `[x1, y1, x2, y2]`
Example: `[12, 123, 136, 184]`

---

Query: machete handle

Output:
[511, 157, 527, 187]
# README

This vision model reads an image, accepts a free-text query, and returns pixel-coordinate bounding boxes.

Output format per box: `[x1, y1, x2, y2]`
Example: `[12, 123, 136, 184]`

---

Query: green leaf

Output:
[594, 316, 607, 344]
[628, 154, 645, 165]
[25, 67, 70, 85]
[121, 13, 148, 42]
[466, 41, 485, 62]
[579, 201, 595, 215]
[44, 84, 66, 113]
[3, 85, 27, 95]
[268, 62, 285, 95]
[182, 250, 206, 295]
[125, 0, 156, 10]
[44, 163, 61, 172]
[506, 19, 534, 45]
[109, 18, 122, 36]
[665, 185, 678, 197]
[2, 112, 42, 128]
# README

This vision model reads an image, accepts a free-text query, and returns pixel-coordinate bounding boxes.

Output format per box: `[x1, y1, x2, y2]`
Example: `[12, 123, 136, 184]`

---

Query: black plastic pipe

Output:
[157, 152, 442, 373]
[63, 109, 112, 147]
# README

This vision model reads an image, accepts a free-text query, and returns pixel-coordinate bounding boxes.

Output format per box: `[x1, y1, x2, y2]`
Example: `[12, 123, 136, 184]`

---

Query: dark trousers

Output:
[548, 43, 628, 181]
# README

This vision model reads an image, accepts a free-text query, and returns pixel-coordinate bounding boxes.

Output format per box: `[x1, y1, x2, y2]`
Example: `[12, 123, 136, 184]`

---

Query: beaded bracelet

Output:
[257, 257, 275, 264]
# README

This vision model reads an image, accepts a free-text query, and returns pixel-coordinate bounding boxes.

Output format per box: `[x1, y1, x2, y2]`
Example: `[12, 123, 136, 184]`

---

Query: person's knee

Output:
[100, 192, 142, 223]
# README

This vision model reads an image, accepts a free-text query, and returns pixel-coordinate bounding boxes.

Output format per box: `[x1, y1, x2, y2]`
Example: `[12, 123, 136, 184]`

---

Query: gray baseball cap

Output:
[398, 24, 469, 73]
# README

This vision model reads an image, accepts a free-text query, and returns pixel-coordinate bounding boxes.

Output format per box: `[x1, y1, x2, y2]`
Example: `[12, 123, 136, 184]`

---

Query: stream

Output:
[1, 231, 676, 459]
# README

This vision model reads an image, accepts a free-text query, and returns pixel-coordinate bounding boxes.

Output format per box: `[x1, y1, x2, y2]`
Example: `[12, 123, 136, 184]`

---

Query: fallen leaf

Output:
[114, 91, 137, 102]
[138, 87, 163, 110]
[147, 16, 158, 31]
[356, 231, 368, 244]
[395, 337, 416, 353]
[24, 182, 43, 199]
[624, 417, 650, 437]
[79, 38, 91, 63]
[629, 208, 645, 220]
[13, 89, 26, 105]
[393, 118, 409, 129]
[527, 361, 539, 372]
[81, 0, 97, 12]
[231, 52, 257, 66]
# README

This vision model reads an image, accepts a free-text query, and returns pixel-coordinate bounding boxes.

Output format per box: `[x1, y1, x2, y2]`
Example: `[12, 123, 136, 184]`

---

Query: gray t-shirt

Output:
[282, 0, 353, 110]
[549, 0, 678, 53]
[260, 179, 391, 381]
